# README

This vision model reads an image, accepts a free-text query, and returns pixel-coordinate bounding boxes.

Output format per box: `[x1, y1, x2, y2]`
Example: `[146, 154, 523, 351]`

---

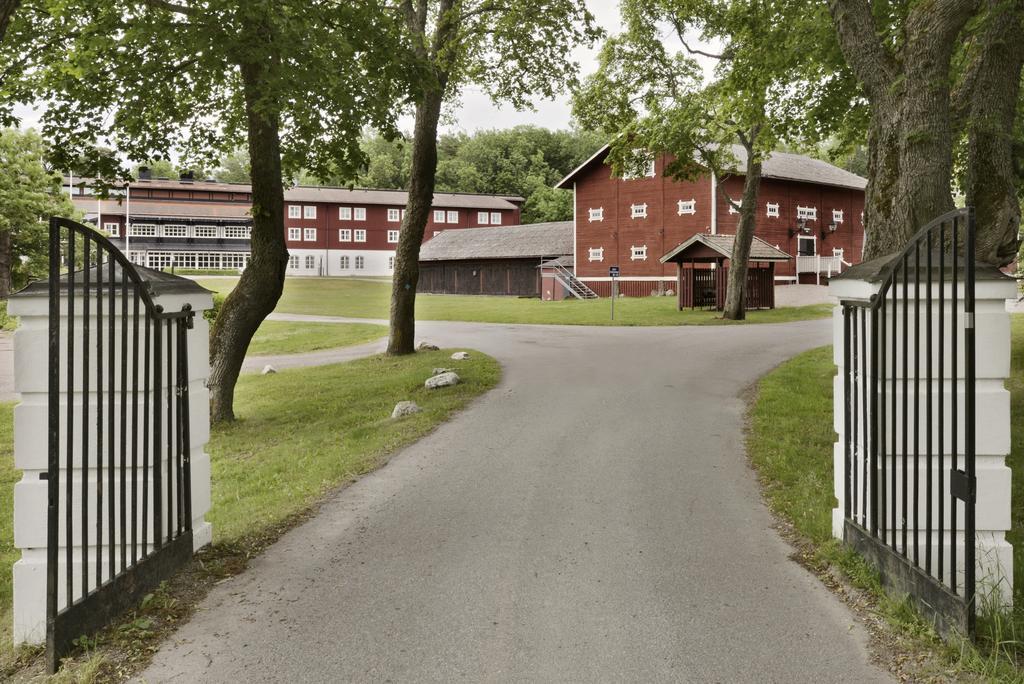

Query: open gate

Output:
[46, 217, 196, 671]
[838, 207, 976, 636]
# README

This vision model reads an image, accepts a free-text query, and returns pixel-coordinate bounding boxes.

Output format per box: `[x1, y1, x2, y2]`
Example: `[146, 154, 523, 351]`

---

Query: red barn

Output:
[555, 145, 867, 296]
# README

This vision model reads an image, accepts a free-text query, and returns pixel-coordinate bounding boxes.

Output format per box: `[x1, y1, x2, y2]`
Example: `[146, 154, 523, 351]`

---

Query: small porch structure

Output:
[660, 234, 791, 311]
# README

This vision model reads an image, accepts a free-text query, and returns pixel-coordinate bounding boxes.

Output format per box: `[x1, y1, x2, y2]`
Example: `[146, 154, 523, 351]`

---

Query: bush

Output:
[0, 301, 16, 332]
[204, 292, 225, 324]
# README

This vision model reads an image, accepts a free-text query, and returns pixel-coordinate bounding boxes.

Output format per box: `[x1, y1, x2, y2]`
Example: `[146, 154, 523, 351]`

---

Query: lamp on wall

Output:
[788, 219, 811, 239]
[821, 222, 838, 240]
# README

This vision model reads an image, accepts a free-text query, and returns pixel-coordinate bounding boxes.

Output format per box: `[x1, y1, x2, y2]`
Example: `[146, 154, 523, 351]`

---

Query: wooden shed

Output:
[659, 234, 792, 310]
[418, 221, 572, 296]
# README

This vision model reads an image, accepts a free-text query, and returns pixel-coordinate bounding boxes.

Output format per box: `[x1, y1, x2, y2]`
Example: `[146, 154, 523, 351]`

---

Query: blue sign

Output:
[609, 266, 620, 278]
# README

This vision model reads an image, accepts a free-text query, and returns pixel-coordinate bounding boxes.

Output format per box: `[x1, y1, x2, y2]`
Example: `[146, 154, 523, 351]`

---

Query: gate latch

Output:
[950, 468, 976, 503]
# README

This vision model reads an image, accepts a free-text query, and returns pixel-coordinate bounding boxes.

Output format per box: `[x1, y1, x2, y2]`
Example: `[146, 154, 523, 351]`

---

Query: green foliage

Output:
[215, 149, 251, 184]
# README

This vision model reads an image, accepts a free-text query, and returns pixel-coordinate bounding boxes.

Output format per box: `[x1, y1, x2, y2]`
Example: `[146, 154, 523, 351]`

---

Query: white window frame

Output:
[354, 229, 367, 242]
[288, 254, 298, 269]
[353, 207, 366, 221]
[387, 230, 400, 243]
[303, 228, 317, 241]
[832, 209, 844, 224]
[340, 255, 350, 269]
[388, 256, 395, 270]
[387, 208, 401, 222]
[630, 245, 648, 261]
[446, 210, 458, 223]
[797, 234, 817, 256]
[490, 212, 501, 225]
[797, 205, 817, 221]
[630, 203, 647, 219]
[728, 200, 742, 215]
[104, 222, 120, 237]
[433, 210, 446, 223]
[288, 227, 301, 241]
[338, 228, 352, 241]
[287, 205, 301, 219]
[355, 255, 365, 269]
[162, 224, 188, 237]
[766, 202, 780, 218]
[304, 255, 316, 269]
[677, 199, 696, 216]
[339, 206, 352, 220]
[193, 225, 218, 238]
[303, 205, 316, 219]
[128, 223, 157, 237]
[477, 211, 490, 225]
[588, 247, 604, 262]
[223, 225, 251, 239]
[588, 207, 604, 222]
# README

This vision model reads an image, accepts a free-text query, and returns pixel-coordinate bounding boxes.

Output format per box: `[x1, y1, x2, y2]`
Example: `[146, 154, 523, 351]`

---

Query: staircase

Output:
[546, 262, 599, 300]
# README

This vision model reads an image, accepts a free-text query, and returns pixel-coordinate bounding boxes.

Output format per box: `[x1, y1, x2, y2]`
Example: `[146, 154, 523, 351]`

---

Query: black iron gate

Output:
[46, 217, 195, 671]
[839, 207, 976, 636]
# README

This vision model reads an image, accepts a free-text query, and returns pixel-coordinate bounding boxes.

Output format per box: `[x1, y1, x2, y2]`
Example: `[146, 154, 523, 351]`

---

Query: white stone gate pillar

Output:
[8, 273, 214, 645]
[830, 262, 1015, 612]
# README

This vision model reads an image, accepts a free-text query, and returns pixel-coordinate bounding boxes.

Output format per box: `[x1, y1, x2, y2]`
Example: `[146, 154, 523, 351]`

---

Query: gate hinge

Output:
[950, 468, 976, 503]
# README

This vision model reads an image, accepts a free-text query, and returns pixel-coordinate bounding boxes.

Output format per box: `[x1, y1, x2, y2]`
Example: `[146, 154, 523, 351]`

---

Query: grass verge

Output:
[1, 350, 499, 680]
[194, 276, 832, 326]
[747, 340, 1024, 681]
[246, 321, 387, 356]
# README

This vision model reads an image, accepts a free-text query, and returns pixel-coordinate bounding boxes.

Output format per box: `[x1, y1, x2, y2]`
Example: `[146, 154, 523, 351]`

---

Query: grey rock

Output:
[417, 342, 440, 351]
[261, 365, 277, 375]
[450, 351, 470, 360]
[391, 401, 422, 419]
[666, 289, 675, 296]
[425, 371, 460, 389]
[431, 367, 454, 376]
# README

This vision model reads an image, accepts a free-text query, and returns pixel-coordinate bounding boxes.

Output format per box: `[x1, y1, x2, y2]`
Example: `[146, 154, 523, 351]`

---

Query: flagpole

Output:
[125, 181, 131, 261]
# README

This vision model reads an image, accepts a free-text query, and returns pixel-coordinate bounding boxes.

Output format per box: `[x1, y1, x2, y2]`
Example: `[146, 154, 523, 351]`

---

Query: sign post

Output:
[609, 266, 619, 320]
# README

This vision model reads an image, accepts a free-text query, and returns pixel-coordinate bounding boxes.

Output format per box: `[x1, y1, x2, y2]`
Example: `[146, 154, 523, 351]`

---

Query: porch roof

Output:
[660, 233, 792, 264]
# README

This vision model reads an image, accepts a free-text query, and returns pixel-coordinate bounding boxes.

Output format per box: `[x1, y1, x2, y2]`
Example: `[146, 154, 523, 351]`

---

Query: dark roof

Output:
[539, 255, 574, 269]
[419, 221, 573, 261]
[75, 198, 253, 220]
[660, 233, 792, 263]
[14, 261, 211, 298]
[556, 144, 867, 191]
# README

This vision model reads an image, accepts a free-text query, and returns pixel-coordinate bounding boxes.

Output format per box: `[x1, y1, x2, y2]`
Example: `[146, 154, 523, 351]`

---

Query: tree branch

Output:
[826, 0, 896, 99]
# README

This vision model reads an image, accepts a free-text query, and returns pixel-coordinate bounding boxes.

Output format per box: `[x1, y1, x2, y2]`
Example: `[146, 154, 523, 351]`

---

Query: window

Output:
[478, 211, 490, 225]
[677, 199, 696, 215]
[434, 210, 446, 223]
[446, 210, 458, 223]
[303, 205, 316, 219]
[388, 256, 394, 270]
[197, 253, 220, 269]
[490, 212, 501, 225]
[304, 255, 315, 269]
[630, 245, 648, 261]
[303, 228, 317, 241]
[797, 235, 816, 256]
[630, 203, 647, 219]
[339, 207, 352, 220]
[354, 229, 366, 242]
[766, 202, 780, 218]
[728, 200, 742, 215]
[288, 227, 301, 241]
[288, 254, 298, 269]
[194, 225, 218, 238]
[104, 222, 120, 237]
[387, 230, 400, 243]
[288, 205, 301, 219]
[223, 253, 246, 270]
[223, 226, 251, 239]
[797, 205, 817, 221]
[340, 255, 350, 269]
[588, 207, 604, 222]
[339, 228, 352, 241]
[353, 207, 366, 221]
[832, 209, 844, 224]
[128, 223, 157, 237]
[388, 208, 401, 222]
[355, 256, 365, 269]
[623, 152, 656, 180]
[588, 247, 604, 262]
[162, 224, 187, 237]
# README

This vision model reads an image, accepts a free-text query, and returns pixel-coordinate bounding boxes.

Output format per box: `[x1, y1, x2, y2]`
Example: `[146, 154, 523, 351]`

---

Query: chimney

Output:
[138, 166, 151, 181]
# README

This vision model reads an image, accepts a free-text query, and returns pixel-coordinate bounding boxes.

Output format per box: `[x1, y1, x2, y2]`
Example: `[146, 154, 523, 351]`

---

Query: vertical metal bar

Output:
[131, 290, 140, 564]
[46, 219, 61, 673]
[142, 309, 151, 555]
[951, 218, 959, 592]
[870, 304, 879, 537]
[843, 306, 852, 521]
[153, 309, 163, 547]
[965, 207, 977, 636]
[926, 231, 933, 575]
[179, 314, 193, 530]
[120, 269, 128, 575]
[65, 231, 75, 605]
[860, 308, 868, 526]
[107, 256, 115, 580]
[891, 281, 898, 549]
[166, 319, 173, 541]
[851, 307, 859, 523]
[938, 219, 946, 582]
[879, 290, 887, 542]
[95, 247, 104, 588]
[81, 234, 90, 596]
[902, 256, 909, 556]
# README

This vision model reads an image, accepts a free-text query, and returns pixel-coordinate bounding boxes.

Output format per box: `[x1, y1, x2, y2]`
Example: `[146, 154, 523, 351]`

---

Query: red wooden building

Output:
[555, 145, 867, 296]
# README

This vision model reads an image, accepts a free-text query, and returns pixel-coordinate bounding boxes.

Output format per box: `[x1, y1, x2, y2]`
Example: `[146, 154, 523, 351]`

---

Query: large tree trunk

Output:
[0, 229, 11, 298]
[387, 87, 444, 355]
[722, 152, 762, 321]
[960, 0, 1024, 266]
[207, 56, 288, 422]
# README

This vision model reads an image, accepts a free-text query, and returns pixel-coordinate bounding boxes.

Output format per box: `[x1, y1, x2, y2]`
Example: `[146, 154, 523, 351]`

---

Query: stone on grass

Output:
[450, 351, 470, 360]
[391, 401, 422, 419]
[417, 342, 439, 351]
[666, 289, 675, 297]
[432, 367, 454, 376]
[261, 365, 277, 375]
[425, 371, 460, 389]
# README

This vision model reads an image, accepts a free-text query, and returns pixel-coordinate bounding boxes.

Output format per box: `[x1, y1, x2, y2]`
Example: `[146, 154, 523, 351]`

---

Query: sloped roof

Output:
[660, 233, 792, 263]
[556, 144, 867, 191]
[419, 221, 573, 261]
[74, 198, 252, 220]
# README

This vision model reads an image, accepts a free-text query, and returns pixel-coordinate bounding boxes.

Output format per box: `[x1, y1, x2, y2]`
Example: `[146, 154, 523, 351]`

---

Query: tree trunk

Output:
[722, 154, 762, 321]
[207, 56, 288, 423]
[387, 86, 445, 355]
[960, 0, 1024, 266]
[0, 229, 11, 298]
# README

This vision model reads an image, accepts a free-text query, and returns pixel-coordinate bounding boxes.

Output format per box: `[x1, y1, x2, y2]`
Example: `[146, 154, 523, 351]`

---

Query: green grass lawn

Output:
[0, 403, 15, 667]
[195, 276, 832, 326]
[247, 321, 387, 356]
[748, 320, 1024, 679]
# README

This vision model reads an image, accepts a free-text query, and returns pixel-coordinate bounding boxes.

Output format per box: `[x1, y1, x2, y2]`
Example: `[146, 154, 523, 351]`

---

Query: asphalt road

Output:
[140, 318, 892, 683]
